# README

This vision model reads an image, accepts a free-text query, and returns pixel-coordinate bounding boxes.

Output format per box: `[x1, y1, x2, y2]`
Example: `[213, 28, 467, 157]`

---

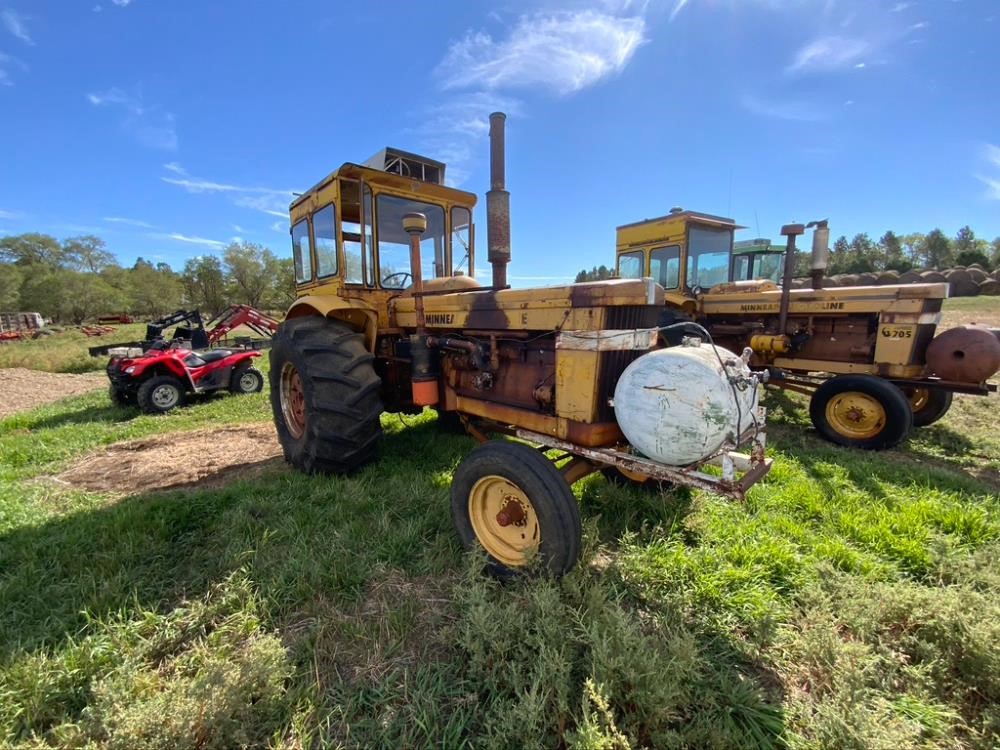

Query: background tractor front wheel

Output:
[451, 440, 582, 579]
[269, 317, 383, 474]
[905, 387, 953, 428]
[809, 375, 912, 450]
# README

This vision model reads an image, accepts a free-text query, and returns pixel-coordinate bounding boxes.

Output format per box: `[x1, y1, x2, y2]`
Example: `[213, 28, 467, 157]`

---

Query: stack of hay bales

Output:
[791, 266, 1000, 296]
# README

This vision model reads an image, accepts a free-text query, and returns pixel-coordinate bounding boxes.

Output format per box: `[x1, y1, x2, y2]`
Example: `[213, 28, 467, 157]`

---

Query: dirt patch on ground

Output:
[56, 424, 284, 494]
[1, 367, 106, 420]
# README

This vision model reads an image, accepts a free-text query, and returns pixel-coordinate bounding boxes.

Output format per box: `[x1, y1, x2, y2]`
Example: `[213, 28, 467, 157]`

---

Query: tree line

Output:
[576, 225, 1000, 281]
[0, 233, 294, 324]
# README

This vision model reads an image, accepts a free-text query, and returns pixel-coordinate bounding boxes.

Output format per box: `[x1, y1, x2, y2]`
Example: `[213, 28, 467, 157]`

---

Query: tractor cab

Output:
[614, 209, 742, 307]
[287, 147, 479, 327]
[730, 239, 788, 283]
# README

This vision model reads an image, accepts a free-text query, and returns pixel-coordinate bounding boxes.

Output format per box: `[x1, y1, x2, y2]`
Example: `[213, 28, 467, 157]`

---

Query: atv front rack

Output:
[515, 406, 771, 501]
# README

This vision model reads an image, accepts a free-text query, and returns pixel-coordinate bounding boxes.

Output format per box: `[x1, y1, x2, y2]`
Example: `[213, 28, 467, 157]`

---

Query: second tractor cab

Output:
[614, 211, 1000, 450]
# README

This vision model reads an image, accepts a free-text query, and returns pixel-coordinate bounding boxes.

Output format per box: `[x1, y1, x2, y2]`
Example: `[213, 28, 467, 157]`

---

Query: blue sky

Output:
[1, 0, 998, 284]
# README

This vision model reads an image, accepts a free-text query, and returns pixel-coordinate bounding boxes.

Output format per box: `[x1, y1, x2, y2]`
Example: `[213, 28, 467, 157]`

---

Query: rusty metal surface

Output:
[514, 422, 771, 501]
[487, 112, 511, 288]
[925, 325, 1000, 383]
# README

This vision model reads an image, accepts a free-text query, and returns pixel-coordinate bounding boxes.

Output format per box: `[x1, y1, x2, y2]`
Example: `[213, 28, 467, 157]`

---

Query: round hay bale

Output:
[838, 274, 860, 286]
[856, 273, 878, 286]
[789, 278, 806, 289]
[876, 271, 900, 285]
[992, 269, 1000, 282]
[950, 264, 966, 271]
[898, 270, 923, 284]
[978, 279, 1000, 296]
[920, 270, 947, 283]
[969, 263, 986, 271]
[951, 278, 980, 297]
[820, 276, 841, 288]
[967, 268, 989, 283]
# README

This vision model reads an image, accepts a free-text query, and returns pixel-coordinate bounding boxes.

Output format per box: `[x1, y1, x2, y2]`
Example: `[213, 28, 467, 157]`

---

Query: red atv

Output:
[107, 344, 264, 414]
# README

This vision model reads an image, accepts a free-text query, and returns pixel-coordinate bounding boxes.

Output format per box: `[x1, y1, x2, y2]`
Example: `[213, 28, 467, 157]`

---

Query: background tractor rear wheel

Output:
[230, 364, 264, 395]
[809, 375, 912, 450]
[905, 387, 953, 428]
[136, 375, 186, 414]
[269, 316, 383, 474]
[451, 440, 582, 580]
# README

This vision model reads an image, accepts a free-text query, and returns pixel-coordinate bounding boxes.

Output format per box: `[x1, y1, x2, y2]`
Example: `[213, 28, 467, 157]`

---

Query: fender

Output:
[286, 294, 379, 351]
[129, 354, 188, 380]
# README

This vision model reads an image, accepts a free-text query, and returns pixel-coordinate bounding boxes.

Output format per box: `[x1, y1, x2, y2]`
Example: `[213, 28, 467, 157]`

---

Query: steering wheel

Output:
[381, 271, 412, 289]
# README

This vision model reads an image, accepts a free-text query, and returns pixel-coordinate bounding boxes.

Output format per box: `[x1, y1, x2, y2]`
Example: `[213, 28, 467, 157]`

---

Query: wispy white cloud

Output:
[1, 9, 32, 45]
[437, 10, 645, 95]
[87, 87, 178, 150]
[104, 216, 155, 228]
[787, 36, 870, 74]
[111, 0, 133, 6]
[152, 232, 226, 249]
[163, 161, 187, 176]
[232, 224, 247, 234]
[740, 93, 826, 122]
[0, 51, 26, 86]
[161, 169, 295, 218]
[978, 143, 1000, 201]
[669, 0, 689, 22]
[0, 208, 23, 220]
[270, 221, 286, 233]
[890, 2, 911, 11]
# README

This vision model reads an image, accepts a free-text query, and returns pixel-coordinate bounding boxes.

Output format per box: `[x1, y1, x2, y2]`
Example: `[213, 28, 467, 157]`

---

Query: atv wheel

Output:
[230, 365, 264, 395]
[269, 317, 383, 474]
[109, 384, 135, 407]
[810, 375, 912, 450]
[451, 440, 582, 579]
[137, 375, 186, 414]
[904, 387, 953, 428]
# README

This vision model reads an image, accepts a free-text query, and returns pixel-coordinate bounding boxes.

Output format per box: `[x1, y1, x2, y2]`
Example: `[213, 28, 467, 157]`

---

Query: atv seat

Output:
[185, 349, 232, 367]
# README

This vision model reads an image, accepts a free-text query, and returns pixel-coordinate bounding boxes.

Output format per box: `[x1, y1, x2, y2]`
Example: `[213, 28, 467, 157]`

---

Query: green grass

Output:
[0, 324, 148, 373]
[1, 306, 999, 748]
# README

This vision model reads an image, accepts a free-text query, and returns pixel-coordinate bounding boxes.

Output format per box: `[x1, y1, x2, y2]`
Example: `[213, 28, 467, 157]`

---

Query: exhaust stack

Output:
[487, 112, 511, 289]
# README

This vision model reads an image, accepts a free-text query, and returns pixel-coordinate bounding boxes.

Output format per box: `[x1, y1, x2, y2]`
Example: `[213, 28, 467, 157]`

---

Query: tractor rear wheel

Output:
[451, 440, 582, 579]
[230, 364, 264, 395]
[905, 387, 953, 427]
[809, 375, 912, 450]
[136, 375, 186, 414]
[269, 316, 383, 474]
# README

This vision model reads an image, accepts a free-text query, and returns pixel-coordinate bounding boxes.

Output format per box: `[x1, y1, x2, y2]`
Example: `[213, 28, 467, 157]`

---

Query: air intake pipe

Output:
[487, 112, 511, 289]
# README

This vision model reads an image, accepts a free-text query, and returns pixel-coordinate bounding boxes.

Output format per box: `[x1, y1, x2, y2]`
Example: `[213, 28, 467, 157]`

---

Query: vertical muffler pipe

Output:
[808, 219, 830, 290]
[403, 212, 439, 406]
[487, 112, 511, 289]
[778, 223, 805, 337]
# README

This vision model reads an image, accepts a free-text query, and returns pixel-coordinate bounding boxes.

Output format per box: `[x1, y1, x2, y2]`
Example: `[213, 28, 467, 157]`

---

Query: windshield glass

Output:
[650, 245, 680, 288]
[376, 194, 446, 289]
[687, 225, 733, 290]
[617, 250, 644, 279]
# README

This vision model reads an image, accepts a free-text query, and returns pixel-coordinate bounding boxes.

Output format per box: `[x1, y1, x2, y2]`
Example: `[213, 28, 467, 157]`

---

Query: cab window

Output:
[731, 254, 751, 282]
[313, 205, 337, 278]
[341, 179, 374, 286]
[649, 245, 680, 288]
[617, 250, 644, 279]
[291, 219, 311, 284]
[376, 194, 446, 289]
[686, 225, 732, 289]
[451, 206, 472, 276]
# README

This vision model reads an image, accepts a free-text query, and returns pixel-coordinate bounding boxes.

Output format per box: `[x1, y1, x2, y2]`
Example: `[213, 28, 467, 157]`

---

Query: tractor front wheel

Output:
[905, 387, 953, 428]
[269, 317, 383, 474]
[451, 440, 582, 579]
[809, 375, 912, 450]
[136, 375, 186, 414]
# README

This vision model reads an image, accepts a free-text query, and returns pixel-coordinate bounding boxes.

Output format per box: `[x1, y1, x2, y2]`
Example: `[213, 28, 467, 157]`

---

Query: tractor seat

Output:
[184, 349, 232, 367]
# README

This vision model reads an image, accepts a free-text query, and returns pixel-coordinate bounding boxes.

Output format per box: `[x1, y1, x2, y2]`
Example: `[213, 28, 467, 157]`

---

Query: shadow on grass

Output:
[23, 403, 142, 430]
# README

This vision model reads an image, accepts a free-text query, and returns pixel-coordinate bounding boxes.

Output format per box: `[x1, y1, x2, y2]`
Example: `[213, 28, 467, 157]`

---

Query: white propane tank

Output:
[613, 340, 760, 466]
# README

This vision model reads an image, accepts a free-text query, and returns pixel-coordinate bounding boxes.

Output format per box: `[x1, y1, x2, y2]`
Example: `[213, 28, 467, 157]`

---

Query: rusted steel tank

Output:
[925, 325, 1000, 383]
[613, 340, 761, 466]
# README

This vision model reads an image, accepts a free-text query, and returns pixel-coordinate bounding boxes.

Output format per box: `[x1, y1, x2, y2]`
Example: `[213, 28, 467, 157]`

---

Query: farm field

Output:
[0, 300, 998, 749]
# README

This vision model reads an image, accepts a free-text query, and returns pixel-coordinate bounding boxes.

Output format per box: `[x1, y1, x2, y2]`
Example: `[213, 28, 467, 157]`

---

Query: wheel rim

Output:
[906, 388, 929, 413]
[280, 363, 306, 439]
[825, 391, 886, 440]
[468, 475, 540, 567]
[151, 384, 179, 409]
[239, 371, 258, 392]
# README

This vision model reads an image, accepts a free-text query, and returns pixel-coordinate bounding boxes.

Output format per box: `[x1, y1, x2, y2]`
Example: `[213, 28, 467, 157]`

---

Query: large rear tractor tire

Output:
[451, 440, 582, 579]
[904, 387, 953, 428]
[136, 375, 186, 414]
[269, 317, 383, 474]
[809, 375, 912, 450]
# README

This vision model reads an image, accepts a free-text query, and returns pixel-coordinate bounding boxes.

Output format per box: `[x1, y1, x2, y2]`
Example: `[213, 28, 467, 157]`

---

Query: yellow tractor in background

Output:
[269, 114, 772, 579]
[615, 209, 1000, 449]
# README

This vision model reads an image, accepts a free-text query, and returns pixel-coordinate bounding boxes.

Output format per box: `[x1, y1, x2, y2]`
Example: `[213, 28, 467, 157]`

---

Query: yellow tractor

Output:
[615, 210, 1000, 449]
[269, 114, 772, 578]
